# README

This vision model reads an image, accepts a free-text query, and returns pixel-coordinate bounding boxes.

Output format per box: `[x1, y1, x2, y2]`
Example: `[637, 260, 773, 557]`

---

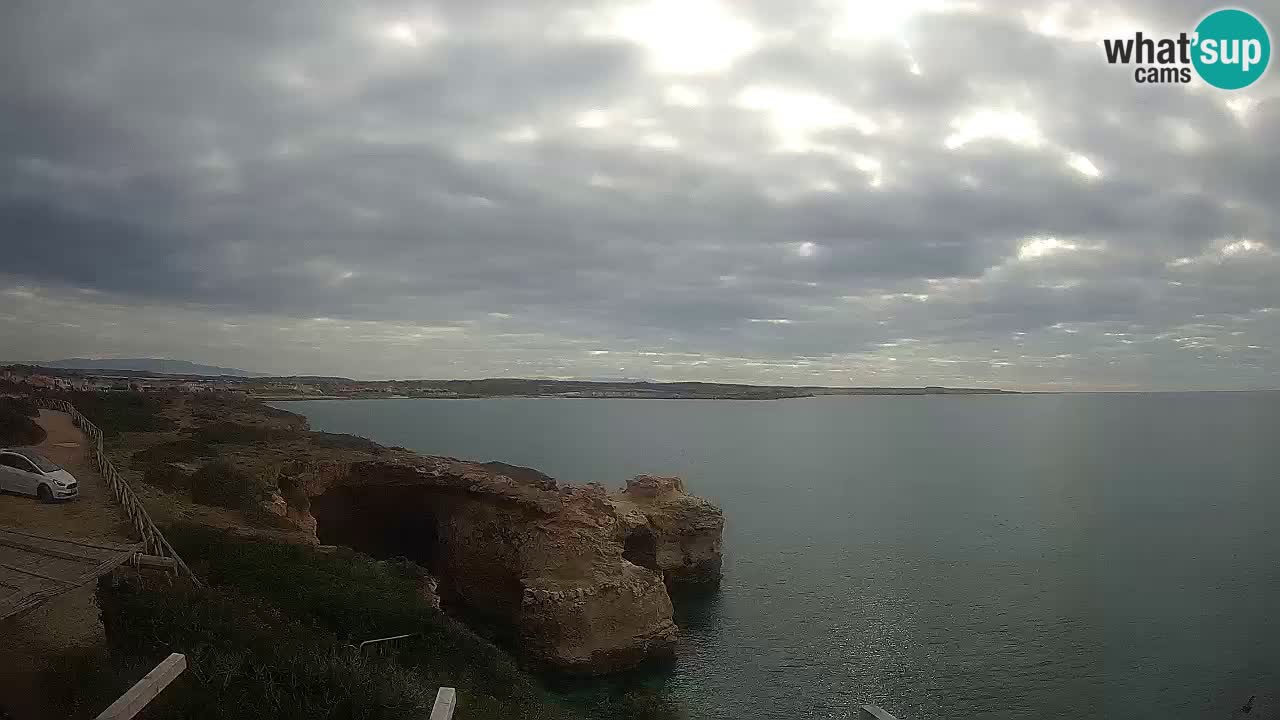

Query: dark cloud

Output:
[1, 0, 1277, 388]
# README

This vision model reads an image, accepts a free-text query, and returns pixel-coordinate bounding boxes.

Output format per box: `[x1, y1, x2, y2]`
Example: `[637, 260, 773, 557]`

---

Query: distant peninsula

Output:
[4, 364, 1017, 400]
[242, 378, 1018, 400]
[249, 379, 1013, 399]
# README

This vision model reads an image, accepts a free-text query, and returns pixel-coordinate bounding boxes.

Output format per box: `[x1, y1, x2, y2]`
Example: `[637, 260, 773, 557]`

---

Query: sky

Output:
[1, 1, 1278, 389]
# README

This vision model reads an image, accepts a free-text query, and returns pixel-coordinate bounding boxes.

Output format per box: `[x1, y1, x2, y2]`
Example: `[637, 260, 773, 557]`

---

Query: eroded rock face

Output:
[616, 475, 725, 587]
[283, 456, 718, 674]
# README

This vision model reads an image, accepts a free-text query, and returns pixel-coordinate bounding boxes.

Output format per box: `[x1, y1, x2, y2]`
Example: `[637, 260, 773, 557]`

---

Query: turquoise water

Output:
[274, 393, 1280, 719]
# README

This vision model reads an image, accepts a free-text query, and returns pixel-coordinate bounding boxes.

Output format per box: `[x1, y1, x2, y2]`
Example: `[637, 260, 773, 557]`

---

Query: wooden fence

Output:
[34, 398, 199, 586]
[28, 397, 462, 717]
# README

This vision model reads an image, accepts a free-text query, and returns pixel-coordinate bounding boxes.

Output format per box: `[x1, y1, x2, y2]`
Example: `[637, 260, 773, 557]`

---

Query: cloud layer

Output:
[2, 0, 1278, 388]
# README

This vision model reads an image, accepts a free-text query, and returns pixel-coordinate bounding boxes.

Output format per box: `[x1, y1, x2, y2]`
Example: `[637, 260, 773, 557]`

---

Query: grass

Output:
[53, 527, 683, 720]
[94, 581, 438, 720]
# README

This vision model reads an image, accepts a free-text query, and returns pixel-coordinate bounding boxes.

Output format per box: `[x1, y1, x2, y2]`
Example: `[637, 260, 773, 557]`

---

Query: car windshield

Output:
[12, 449, 60, 473]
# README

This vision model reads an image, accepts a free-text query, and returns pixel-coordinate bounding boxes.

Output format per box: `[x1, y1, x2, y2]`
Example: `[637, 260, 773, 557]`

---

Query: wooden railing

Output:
[34, 398, 200, 586]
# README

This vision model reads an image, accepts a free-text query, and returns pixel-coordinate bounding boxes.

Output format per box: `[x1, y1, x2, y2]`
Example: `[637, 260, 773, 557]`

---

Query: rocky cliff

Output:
[263, 453, 722, 674]
[614, 475, 725, 587]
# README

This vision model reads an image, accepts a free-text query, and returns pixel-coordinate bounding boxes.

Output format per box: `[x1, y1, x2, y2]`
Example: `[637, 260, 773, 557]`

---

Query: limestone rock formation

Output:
[267, 455, 720, 674]
[614, 475, 725, 587]
[117, 396, 725, 674]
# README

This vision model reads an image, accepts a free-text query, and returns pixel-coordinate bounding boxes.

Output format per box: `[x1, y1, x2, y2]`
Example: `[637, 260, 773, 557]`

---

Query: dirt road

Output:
[0, 410, 134, 720]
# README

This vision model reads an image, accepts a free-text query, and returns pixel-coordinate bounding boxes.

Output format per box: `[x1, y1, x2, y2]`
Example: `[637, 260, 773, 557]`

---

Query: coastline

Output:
[255, 388, 1021, 402]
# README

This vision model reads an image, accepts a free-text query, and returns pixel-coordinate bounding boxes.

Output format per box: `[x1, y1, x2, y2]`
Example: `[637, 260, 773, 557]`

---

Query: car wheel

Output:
[37, 484, 53, 503]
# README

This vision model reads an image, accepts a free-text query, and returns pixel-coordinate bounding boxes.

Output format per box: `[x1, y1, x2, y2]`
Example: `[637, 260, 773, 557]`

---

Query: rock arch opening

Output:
[622, 526, 659, 573]
[310, 485, 441, 572]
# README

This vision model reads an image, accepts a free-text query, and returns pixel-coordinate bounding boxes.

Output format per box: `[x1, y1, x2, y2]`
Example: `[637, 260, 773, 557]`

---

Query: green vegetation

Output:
[142, 460, 196, 491]
[187, 392, 306, 424]
[129, 422, 384, 509]
[131, 438, 215, 465]
[189, 459, 274, 510]
[0, 397, 46, 445]
[309, 430, 385, 453]
[187, 420, 381, 453]
[0, 396, 40, 417]
[19, 392, 682, 718]
[53, 527, 682, 720]
[0, 407, 46, 446]
[190, 421, 289, 445]
[60, 391, 176, 437]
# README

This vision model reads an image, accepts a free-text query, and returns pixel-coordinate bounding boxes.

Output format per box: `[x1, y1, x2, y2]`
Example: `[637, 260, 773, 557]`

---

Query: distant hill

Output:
[34, 358, 264, 377]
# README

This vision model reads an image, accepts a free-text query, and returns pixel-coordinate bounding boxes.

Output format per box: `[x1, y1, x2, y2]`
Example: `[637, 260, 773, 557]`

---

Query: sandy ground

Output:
[0, 410, 134, 720]
[0, 411, 134, 538]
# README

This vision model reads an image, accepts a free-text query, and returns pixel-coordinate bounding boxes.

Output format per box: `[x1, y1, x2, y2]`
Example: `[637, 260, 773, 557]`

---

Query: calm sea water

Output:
[274, 393, 1280, 720]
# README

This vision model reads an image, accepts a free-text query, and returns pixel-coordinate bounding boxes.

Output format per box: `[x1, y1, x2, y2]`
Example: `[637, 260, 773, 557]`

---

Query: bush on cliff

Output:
[55, 527, 683, 720]
[132, 437, 216, 465]
[59, 391, 175, 437]
[142, 461, 196, 491]
[309, 430, 385, 453]
[65, 528, 559, 719]
[0, 406, 46, 446]
[189, 459, 273, 510]
[0, 396, 39, 417]
[190, 421, 289, 445]
[167, 526, 570, 718]
[187, 421, 382, 455]
[88, 579, 437, 719]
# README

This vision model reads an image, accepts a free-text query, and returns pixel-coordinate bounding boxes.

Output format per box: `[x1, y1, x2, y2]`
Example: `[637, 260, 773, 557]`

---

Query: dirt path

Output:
[0, 410, 134, 720]
[0, 410, 134, 539]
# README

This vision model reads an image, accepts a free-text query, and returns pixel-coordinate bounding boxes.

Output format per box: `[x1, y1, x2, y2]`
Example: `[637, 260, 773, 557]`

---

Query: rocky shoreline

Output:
[122, 395, 724, 675]
[293, 459, 724, 673]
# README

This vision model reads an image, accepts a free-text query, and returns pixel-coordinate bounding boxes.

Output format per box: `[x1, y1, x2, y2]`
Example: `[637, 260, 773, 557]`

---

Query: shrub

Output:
[190, 422, 293, 445]
[60, 391, 175, 437]
[50, 528, 684, 720]
[161, 528, 685, 720]
[189, 460, 271, 510]
[308, 431, 385, 454]
[82, 528, 577, 720]
[0, 406, 46, 446]
[132, 438, 214, 465]
[95, 578, 438, 720]
[142, 461, 196, 491]
[188, 394, 307, 427]
[0, 396, 39, 417]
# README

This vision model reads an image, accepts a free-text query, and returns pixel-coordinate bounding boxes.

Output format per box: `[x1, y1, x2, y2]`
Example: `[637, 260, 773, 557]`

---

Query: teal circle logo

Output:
[1192, 9, 1270, 90]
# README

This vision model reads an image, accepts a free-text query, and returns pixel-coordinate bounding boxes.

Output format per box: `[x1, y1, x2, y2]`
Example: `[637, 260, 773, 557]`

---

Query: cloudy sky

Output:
[2, 1, 1278, 389]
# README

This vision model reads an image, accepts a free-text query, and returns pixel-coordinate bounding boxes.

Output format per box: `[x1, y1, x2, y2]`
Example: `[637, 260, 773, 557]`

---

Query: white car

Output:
[0, 448, 79, 502]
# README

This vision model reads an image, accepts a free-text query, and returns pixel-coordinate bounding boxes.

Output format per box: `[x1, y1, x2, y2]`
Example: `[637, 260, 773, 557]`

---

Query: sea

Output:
[274, 393, 1280, 720]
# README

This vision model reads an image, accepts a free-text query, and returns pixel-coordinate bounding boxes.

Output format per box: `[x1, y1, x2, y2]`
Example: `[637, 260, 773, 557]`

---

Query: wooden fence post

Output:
[93, 653, 187, 720]
[429, 687, 456, 720]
